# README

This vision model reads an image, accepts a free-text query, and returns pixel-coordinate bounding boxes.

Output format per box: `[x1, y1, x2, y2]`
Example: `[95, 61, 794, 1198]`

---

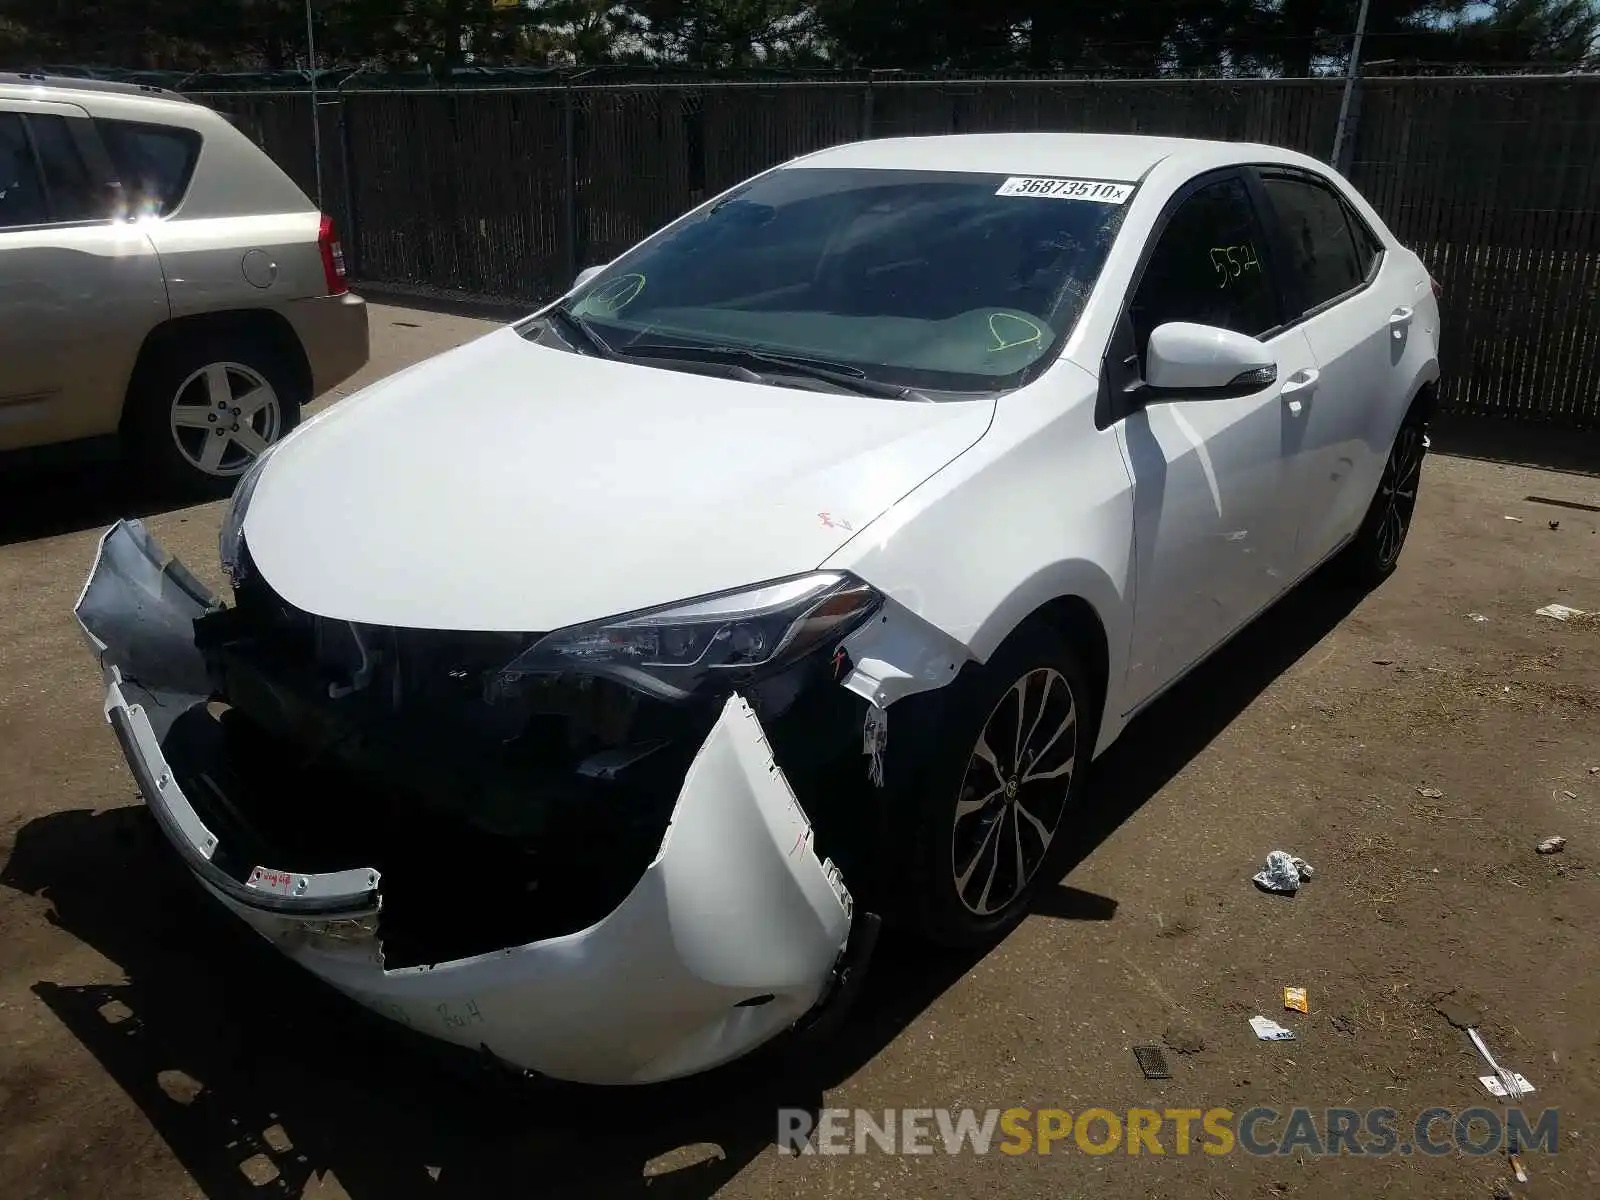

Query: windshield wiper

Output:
[543, 306, 615, 358]
[617, 341, 929, 401]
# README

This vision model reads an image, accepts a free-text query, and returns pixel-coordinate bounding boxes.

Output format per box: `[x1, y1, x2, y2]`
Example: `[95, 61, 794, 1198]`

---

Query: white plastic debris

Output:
[1480, 1073, 1537, 1098]
[862, 704, 888, 788]
[1503, 515, 1523, 522]
[1467, 613, 1489, 622]
[1249, 1015, 1297, 1042]
[1418, 786, 1444, 799]
[1536, 836, 1566, 854]
[1469, 1027, 1531, 1102]
[1536, 603, 1587, 621]
[1252, 850, 1314, 894]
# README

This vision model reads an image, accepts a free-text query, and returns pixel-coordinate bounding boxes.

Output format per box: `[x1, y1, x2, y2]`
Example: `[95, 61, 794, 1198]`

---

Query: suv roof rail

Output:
[0, 72, 195, 104]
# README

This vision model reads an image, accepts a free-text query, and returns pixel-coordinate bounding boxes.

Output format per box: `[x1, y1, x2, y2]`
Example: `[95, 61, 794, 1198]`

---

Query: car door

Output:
[1114, 170, 1322, 709]
[1252, 167, 1404, 571]
[0, 100, 168, 453]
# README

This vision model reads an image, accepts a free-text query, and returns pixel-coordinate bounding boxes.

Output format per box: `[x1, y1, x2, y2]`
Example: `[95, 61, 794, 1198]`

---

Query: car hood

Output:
[242, 326, 995, 632]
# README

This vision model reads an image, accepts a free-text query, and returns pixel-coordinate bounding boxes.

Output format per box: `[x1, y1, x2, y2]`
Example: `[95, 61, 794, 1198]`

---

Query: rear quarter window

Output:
[1343, 200, 1385, 281]
[95, 119, 202, 218]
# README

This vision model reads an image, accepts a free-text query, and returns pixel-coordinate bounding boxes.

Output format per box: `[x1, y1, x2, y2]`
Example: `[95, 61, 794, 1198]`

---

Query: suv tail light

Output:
[318, 214, 348, 296]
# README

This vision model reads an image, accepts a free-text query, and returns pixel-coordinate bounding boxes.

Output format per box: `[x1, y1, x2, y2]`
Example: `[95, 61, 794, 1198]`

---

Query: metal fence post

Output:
[563, 82, 578, 285]
[1334, 77, 1365, 176]
[304, 0, 325, 208]
[337, 94, 360, 276]
[1331, 0, 1371, 171]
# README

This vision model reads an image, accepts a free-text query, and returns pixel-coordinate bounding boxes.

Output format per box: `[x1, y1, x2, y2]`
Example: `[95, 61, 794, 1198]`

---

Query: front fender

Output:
[824, 377, 1136, 756]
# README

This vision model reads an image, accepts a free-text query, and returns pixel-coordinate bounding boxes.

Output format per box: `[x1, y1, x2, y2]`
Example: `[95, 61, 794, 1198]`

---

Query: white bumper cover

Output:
[75, 520, 856, 1085]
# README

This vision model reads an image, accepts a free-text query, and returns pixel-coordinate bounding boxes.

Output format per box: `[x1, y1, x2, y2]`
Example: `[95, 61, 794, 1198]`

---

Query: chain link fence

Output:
[198, 75, 1600, 426]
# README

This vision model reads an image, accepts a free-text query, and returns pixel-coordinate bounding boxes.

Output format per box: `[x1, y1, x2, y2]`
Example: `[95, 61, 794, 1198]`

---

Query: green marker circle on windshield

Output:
[987, 312, 1045, 354]
[589, 273, 646, 314]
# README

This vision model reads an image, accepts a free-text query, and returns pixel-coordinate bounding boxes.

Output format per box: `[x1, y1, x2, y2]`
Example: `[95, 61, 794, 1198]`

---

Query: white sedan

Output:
[75, 132, 1440, 1085]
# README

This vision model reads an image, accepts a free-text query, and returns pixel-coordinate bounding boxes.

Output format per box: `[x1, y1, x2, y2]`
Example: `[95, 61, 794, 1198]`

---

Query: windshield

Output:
[551, 167, 1134, 395]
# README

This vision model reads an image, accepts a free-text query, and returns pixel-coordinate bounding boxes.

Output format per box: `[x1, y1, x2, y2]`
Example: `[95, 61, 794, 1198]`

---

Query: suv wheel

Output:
[124, 331, 303, 494]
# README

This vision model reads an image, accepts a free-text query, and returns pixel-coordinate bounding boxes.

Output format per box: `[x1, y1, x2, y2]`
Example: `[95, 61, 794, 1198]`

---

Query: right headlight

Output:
[495, 572, 882, 702]
[218, 444, 276, 587]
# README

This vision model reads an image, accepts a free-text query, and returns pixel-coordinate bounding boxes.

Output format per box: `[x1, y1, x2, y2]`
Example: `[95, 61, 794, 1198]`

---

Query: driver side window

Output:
[1130, 176, 1280, 361]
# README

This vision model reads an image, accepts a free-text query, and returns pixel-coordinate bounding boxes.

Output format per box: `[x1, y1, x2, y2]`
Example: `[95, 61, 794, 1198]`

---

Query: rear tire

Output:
[886, 620, 1096, 948]
[1334, 406, 1428, 590]
[122, 331, 303, 496]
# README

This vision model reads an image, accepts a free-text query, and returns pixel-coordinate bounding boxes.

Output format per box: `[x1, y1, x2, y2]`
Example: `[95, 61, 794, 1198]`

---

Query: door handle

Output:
[1280, 368, 1319, 415]
[1389, 306, 1415, 337]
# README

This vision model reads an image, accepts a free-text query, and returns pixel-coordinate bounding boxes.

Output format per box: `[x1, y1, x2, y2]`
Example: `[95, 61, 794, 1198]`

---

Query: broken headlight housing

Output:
[218, 444, 277, 587]
[497, 572, 881, 702]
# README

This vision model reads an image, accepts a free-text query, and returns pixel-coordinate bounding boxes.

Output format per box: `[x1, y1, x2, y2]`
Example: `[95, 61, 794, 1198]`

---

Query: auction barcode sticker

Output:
[995, 177, 1134, 204]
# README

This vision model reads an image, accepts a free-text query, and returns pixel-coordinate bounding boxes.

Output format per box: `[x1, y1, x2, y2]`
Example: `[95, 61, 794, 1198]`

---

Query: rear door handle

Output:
[1389, 306, 1415, 336]
[1280, 368, 1319, 415]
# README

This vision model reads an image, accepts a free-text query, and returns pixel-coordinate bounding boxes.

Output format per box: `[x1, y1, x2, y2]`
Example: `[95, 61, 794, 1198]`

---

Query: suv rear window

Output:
[95, 119, 201, 217]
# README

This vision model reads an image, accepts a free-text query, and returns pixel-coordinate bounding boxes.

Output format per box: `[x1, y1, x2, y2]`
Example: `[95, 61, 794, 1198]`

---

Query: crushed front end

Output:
[74, 519, 877, 1085]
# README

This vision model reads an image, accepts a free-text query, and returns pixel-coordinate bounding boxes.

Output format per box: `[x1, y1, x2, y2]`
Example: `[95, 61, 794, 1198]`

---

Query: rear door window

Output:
[95, 119, 202, 217]
[28, 114, 103, 222]
[0, 112, 49, 228]
[1261, 174, 1365, 313]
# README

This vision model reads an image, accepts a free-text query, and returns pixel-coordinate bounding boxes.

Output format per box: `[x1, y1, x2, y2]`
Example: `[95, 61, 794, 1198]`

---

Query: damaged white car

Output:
[75, 133, 1440, 1085]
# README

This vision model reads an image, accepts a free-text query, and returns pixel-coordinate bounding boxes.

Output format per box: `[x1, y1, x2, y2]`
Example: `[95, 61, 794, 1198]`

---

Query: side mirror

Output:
[1144, 322, 1277, 400]
[572, 265, 605, 291]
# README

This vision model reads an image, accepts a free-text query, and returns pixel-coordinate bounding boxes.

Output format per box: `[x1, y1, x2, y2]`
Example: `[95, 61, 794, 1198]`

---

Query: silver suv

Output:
[0, 74, 368, 491]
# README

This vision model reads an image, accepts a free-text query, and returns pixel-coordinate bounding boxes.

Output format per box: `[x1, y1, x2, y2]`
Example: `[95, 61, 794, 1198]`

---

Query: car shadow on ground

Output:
[0, 455, 207, 549]
[354, 283, 530, 324]
[1429, 414, 1600, 479]
[1, 570, 1363, 1199]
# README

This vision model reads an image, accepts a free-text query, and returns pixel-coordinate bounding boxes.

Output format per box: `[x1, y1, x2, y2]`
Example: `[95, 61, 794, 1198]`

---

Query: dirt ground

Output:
[1, 302, 1597, 1200]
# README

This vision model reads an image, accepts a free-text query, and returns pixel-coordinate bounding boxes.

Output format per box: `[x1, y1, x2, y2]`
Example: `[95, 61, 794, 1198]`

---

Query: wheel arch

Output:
[1031, 595, 1110, 727]
[836, 575, 1125, 759]
[940, 569, 1120, 755]
[1408, 376, 1439, 424]
[120, 308, 312, 434]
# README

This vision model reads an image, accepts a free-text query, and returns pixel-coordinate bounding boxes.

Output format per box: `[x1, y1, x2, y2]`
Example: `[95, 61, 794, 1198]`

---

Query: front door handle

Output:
[1389, 306, 1415, 337]
[1280, 368, 1319, 415]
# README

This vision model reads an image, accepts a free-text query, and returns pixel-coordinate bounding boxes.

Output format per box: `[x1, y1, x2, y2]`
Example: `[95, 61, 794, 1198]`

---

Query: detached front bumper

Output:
[74, 520, 859, 1085]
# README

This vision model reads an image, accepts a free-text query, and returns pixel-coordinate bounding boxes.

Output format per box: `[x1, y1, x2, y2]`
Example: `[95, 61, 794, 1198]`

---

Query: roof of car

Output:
[794, 132, 1298, 182]
[0, 73, 200, 115]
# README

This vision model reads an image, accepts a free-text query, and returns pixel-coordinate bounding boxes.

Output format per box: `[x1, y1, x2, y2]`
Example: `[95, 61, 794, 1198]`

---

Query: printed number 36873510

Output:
[1210, 243, 1260, 288]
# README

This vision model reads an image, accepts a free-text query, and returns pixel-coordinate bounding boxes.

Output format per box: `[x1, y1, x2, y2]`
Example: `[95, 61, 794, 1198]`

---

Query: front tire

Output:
[123, 331, 303, 496]
[889, 620, 1094, 948]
